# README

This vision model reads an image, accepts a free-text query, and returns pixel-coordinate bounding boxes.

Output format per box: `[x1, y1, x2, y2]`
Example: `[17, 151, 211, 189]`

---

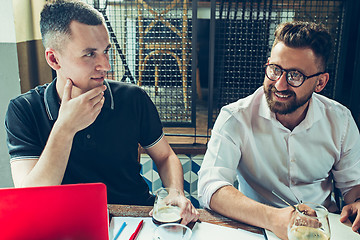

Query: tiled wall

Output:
[140, 154, 204, 208]
[141, 154, 344, 211]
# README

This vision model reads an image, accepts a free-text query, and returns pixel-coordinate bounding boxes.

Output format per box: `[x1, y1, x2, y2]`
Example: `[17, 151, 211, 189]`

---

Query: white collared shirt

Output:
[198, 87, 360, 211]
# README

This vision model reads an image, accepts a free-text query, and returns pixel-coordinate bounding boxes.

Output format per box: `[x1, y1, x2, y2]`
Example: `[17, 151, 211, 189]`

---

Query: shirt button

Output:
[86, 134, 91, 139]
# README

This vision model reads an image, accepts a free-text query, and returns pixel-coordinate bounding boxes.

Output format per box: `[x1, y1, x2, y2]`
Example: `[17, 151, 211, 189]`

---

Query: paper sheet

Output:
[264, 213, 360, 240]
[109, 217, 264, 240]
[191, 221, 263, 240]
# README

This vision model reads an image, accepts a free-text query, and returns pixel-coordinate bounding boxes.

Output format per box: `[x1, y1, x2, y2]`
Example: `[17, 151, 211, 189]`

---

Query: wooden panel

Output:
[17, 39, 52, 93]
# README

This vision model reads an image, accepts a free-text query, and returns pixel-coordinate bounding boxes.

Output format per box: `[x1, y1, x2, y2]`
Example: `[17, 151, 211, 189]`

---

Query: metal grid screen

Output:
[211, 0, 344, 125]
[85, 0, 194, 126]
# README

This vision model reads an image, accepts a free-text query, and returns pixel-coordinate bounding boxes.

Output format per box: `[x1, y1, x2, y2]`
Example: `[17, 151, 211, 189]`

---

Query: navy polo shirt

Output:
[5, 79, 164, 205]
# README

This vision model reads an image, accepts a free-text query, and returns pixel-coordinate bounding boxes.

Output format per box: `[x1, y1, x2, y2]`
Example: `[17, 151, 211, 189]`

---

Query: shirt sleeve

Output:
[197, 107, 241, 209]
[136, 88, 164, 149]
[5, 98, 43, 162]
[332, 108, 360, 197]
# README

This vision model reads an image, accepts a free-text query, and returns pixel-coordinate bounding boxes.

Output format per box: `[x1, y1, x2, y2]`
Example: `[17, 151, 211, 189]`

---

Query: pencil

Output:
[114, 221, 127, 240]
[129, 220, 144, 240]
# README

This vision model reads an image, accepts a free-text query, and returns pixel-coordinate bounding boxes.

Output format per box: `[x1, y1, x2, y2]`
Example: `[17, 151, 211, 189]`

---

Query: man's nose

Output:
[96, 54, 111, 72]
[274, 72, 289, 91]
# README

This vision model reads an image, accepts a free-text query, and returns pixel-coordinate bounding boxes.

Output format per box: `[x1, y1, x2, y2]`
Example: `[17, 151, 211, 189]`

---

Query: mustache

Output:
[92, 72, 107, 79]
[269, 85, 294, 96]
[98, 71, 108, 77]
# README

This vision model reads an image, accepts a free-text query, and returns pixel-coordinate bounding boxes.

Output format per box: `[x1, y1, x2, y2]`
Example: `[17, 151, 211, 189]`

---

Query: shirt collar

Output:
[259, 89, 273, 120]
[44, 78, 114, 121]
[300, 94, 323, 130]
[258, 87, 322, 131]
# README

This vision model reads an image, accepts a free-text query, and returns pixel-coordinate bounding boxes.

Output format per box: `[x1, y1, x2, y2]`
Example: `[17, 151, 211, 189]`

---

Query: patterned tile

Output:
[143, 177, 153, 192]
[192, 155, 204, 174]
[184, 176, 191, 194]
[190, 196, 200, 208]
[178, 154, 190, 165]
[140, 154, 153, 191]
[152, 174, 163, 193]
[190, 171, 198, 195]
[184, 190, 190, 199]
[139, 153, 204, 206]
[192, 155, 204, 165]
[140, 157, 152, 175]
[152, 160, 158, 173]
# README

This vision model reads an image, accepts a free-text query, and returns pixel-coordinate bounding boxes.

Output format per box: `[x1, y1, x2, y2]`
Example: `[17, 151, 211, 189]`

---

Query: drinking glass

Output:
[152, 188, 182, 225]
[153, 223, 192, 240]
[288, 202, 330, 240]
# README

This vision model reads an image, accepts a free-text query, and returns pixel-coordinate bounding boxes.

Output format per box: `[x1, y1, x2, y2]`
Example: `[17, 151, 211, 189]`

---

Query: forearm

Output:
[210, 185, 293, 239]
[146, 137, 185, 193]
[20, 122, 75, 187]
[156, 154, 184, 193]
[210, 186, 274, 228]
[344, 185, 360, 204]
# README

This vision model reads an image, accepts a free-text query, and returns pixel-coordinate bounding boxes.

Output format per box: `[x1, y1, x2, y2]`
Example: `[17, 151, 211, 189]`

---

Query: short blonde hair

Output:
[40, 0, 105, 50]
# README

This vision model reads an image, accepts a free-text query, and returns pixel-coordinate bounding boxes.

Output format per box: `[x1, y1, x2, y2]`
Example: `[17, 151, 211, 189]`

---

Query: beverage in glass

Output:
[152, 188, 182, 225]
[288, 202, 330, 240]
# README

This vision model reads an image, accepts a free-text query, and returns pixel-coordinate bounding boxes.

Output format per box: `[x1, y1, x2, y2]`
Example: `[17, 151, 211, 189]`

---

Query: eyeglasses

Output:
[264, 63, 325, 87]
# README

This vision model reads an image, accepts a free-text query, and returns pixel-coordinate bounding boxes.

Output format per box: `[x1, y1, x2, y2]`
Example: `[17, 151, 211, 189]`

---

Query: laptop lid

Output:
[0, 183, 109, 240]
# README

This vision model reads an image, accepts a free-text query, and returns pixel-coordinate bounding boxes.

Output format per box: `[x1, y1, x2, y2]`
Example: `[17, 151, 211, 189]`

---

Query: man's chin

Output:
[90, 78, 106, 88]
[269, 102, 297, 115]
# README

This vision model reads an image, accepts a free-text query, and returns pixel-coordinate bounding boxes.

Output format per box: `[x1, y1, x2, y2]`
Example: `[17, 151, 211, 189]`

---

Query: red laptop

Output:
[0, 183, 109, 240]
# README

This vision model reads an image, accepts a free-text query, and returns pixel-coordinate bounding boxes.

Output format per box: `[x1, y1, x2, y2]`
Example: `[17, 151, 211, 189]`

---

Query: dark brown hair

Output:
[273, 21, 332, 71]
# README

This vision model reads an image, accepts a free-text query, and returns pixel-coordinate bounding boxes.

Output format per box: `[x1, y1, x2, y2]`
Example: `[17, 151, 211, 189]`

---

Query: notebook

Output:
[0, 183, 109, 240]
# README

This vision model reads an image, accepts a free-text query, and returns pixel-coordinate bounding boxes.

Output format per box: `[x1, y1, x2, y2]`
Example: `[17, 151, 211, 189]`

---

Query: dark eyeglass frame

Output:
[264, 63, 325, 87]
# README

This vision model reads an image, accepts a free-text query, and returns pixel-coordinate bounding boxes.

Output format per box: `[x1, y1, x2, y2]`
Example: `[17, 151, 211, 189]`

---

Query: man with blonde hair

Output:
[6, 0, 198, 224]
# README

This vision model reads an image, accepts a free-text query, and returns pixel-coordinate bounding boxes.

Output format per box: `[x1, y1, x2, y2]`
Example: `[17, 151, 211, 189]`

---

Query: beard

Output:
[264, 84, 314, 115]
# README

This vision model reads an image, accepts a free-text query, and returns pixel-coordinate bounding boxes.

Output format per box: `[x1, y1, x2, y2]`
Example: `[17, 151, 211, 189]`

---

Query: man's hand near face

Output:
[57, 79, 106, 135]
[10, 79, 107, 188]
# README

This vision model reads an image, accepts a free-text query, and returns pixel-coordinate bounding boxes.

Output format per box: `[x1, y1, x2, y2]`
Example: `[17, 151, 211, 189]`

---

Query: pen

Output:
[129, 220, 144, 240]
[262, 228, 268, 240]
[272, 190, 296, 210]
[114, 222, 127, 240]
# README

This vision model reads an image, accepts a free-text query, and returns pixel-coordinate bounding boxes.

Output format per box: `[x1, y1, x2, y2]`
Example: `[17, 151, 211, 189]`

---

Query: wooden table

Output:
[108, 204, 263, 235]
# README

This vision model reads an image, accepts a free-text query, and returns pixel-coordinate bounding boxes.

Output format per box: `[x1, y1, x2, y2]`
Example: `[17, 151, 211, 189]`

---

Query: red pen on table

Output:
[129, 220, 144, 240]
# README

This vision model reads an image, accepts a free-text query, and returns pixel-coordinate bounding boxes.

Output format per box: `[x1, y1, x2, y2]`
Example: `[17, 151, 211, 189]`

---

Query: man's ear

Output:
[45, 48, 61, 71]
[314, 73, 329, 93]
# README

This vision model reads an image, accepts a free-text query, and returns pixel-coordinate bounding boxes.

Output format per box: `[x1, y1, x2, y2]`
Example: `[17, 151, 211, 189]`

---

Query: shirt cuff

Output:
[198, 181, 233, 210]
